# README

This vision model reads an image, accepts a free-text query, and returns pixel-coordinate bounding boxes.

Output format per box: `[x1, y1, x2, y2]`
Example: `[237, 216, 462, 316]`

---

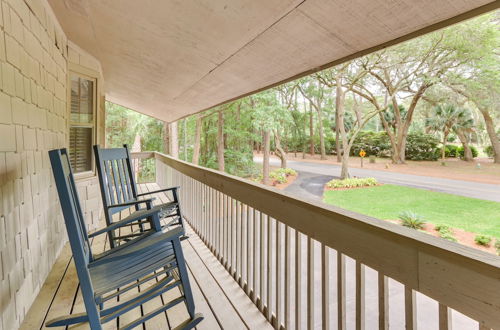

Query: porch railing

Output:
[132, 151, 499, 330]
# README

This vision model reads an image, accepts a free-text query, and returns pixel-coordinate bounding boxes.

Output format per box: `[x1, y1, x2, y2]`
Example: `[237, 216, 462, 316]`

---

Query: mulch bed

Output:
[386, 219, 497, 255]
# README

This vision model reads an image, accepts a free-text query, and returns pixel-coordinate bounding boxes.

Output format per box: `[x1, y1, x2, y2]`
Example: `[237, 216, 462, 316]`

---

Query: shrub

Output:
[457, 146, 478, 159]
[398, 211, 425, 229]
[495, 239, 500, 255]
[405, 132, 439, 161]
[281, 168, 297, 176]
[351, 131, 391, 157]
[485, 145, 494, 158]
[434, 224, 457, 241]
[269, 171, 287, 184]
[440, 232, 457, 242]
[326, 177, 378, 189]
[474, 235, 492, 246]
[444, 145, 459, 158]
[269, 168, 297, 184]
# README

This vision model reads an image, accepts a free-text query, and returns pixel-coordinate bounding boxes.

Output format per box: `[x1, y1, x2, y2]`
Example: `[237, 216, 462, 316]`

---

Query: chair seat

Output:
[89, 228, 181, 298]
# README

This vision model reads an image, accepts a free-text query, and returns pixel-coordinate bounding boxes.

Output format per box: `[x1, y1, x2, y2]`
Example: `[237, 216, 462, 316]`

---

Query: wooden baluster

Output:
[246, 206, 252, 295]
[253, 209, 258, 304]
[322, 244, 330, 330]
[210, 188, 215, 252]
[356, 261, 365, 330]
[405, 287, 417, 330]
[296, 230, 302, 330]
[239, 202, 244, 286]
[228, 197, 232, 275]
[224, 194, 228, 268]
[338, 253, 346, 330]
[267, 215, 273, 321]
[284, 225, 292, 329]
[378, 273, 389, 330]
[285, 226, 291, 330]
[307, 237, 314, 330]
[217, 190, 221, 260]
[438, 304, 451, 330]
[276, 221, 282, 329]
[259, 211, 265, 312]
[231, 198, 236, 276]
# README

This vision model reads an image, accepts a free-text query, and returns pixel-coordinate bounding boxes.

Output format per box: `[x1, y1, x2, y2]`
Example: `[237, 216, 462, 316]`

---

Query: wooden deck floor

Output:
[21, 183, 272, 330]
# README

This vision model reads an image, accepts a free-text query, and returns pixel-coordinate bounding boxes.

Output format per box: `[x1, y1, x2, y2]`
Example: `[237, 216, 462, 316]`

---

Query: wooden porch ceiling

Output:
[48, 0, 498, 122]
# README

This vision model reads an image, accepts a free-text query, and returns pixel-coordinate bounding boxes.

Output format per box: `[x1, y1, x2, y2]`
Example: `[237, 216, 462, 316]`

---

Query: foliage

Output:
[350, 131, 440, 160]
[444, 145, 459, 158]
[323, 184, 500, 237]
[105, 102, 164, 183]
[350, 131, 391, 157]
[398, 211, 426, 229]
[440, 232, 458, 242]
[457, 145, 478, 159]
[485, 145, 494, 158]
[405, 132, 440, 161]
[326, 177, 378, 189]
[269, 168, 297, 184]
[434, 224, 457, 242]
[495, 239, 500, 255]
[474, 235, 492, 246]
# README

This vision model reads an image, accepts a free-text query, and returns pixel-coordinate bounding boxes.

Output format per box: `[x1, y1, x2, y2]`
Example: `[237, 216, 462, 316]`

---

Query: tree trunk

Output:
[479, 107, 500, 163]
[183, 119, 188, 161]
[441, 132, 448, 161]
[274, 130, 287, 168]
[131, 134, 141, 181]
[456, 129, 473, 161]
[335, 86, 341, 162]
[192, 114, 202, 165]
[340, 149, 350, 179]
[317, 107, 326, 160]
[163, 121, 170, 154]
[217, 110, 225, 171]
[309, 105, 314, 155]
[336, 78, 350, 179]
[169, 121, 179, 158]
[263, 130, 271, 185]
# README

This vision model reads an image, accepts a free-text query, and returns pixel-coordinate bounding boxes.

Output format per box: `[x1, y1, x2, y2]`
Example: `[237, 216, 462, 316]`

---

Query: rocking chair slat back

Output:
[95, 146, 138, 216]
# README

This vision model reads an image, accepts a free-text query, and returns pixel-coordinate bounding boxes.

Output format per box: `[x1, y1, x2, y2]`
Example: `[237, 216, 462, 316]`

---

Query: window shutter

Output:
[69, 127, 92, 172]
[69, 74, 95, 173]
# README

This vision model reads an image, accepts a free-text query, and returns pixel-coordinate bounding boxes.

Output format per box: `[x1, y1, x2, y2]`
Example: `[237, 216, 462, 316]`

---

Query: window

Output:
[69, 73, 96, 174]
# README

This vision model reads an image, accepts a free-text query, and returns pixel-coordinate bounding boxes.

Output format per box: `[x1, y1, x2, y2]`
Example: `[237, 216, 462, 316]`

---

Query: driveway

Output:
[256, 157, 500, 202]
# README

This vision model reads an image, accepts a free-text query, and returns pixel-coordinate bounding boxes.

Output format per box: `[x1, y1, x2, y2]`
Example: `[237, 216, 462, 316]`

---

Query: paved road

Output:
[256, 157, 500, 202]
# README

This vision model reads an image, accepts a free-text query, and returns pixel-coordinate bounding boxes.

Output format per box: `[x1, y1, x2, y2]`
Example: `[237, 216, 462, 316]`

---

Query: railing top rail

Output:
[136, 151, 500, 327]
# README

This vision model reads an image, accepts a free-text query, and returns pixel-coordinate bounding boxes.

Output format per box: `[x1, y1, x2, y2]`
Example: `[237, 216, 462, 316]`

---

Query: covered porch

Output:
[21, 152, 500, 329]
[0, 0, 498, 329]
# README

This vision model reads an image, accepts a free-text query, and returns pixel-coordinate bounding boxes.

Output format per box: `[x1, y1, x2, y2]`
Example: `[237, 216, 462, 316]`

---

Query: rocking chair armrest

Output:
[89, 227, 184, 266]
[136, 186, 180, 197]
[88, 207, 160, 238]
[107, 199, 153, 209]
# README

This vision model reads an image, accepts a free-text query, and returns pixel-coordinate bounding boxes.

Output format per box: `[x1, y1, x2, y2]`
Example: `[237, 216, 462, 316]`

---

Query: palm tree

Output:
[426, 104, 472, 161]
[453, 108, 475, 161]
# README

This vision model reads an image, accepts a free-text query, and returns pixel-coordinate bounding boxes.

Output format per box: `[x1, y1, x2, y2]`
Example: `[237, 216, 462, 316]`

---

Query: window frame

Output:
[67, 65, 99, 179]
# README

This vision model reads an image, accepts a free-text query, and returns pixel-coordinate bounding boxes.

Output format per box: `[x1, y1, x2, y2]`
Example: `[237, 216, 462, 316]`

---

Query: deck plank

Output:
[19, 244, 73, 330]
[136, 183, 172, 329]
[20, 183, 273, 330]
[143, 182, 222, 330]
[184, 225, 274, 330]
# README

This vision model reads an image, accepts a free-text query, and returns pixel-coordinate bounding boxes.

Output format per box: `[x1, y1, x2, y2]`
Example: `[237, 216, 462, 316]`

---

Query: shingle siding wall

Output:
[0, 1, 103, 328]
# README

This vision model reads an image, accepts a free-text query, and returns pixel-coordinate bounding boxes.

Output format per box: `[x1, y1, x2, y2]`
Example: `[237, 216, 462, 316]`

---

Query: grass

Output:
[323, 184, 500, 237]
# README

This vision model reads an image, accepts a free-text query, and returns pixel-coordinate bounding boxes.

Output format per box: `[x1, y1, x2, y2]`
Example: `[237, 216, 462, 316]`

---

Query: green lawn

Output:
[323, 184, 500, 237]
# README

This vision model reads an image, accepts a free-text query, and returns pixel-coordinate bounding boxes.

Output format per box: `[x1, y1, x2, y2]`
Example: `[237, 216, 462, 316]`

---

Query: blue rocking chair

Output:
[47, 148, 203, 329]
[93, 144, 186, 248]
